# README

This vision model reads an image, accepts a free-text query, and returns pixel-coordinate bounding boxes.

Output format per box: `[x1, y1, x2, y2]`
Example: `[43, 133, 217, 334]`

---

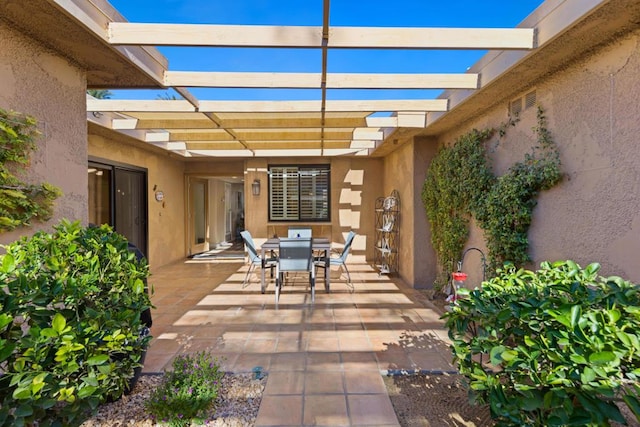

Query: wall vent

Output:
[509, 98, 522, 117]
[524, 90, 537, 109]
[509, 90, 537, 117]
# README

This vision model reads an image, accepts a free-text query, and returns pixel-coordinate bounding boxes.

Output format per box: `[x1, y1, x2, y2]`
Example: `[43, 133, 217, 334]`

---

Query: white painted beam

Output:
[326, 73, 478, 89]
[325, 99, 447, 112]
[109, 23, 323, 47]
[165, 71, 322, 88]
[366, 116, 398, 127]
[111, 118, 138, 129]
[165, 71, 477, 89]
[144, 131, 170, 142]
[353, 128, 383, 140]
[329, 27, 535, 49]
[87, 99, 196, 112]
[397, 112, 427, 127]
[350, 140, 377, 149]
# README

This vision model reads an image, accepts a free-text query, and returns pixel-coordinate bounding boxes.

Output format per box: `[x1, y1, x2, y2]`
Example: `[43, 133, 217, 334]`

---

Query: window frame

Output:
[268, 164, 331, 222]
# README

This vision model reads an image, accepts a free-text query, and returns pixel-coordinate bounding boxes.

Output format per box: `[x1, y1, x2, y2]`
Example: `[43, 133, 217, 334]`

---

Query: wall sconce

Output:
[251, 179, 261, 196]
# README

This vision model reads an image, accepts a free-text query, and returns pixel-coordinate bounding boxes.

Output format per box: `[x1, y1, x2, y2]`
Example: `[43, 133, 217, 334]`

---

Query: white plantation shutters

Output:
[270, 166, 299, 220]
[269, 165, 330, 221]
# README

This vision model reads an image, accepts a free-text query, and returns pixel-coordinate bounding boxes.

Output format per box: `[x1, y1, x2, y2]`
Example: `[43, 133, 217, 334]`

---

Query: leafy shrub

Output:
[146, 351, 224, 426]
[444, 260, 640, 426]
[0, 220, 152, 426]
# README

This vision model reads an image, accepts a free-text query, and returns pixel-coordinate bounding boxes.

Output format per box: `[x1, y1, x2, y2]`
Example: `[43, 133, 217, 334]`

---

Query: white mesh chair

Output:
[315, 231, 356, 287]
[275, 237, 315, 304]
[240, 230, 277, 291]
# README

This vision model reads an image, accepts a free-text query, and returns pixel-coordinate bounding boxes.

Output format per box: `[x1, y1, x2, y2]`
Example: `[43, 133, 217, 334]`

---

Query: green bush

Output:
[146, 351, 224, 426]
[444, 260, 640, 426]
[0, 220, 152, 426]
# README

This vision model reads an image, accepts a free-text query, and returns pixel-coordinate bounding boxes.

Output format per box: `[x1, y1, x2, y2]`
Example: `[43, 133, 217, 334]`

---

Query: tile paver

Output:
[144, 255, 455, 426]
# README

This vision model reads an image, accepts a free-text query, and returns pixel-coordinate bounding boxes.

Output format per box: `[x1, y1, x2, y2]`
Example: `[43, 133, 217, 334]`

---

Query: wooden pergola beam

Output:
[164, 71, 478, 89]
[109, 23, 534, 50]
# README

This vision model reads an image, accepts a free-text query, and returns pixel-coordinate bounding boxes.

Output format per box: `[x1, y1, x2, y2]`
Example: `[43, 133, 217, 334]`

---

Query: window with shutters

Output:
[269, 165, 330, 221]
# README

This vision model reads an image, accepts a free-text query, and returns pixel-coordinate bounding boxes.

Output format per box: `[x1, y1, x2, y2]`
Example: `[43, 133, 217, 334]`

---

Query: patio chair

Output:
[240, 230, 277, 291]
[315, 230, 356, 287]
[275, 237, 315, 304]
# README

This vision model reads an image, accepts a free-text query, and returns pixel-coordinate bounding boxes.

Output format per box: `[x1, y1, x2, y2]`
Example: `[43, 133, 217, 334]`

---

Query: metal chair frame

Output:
[240, 230, 277, 291]
[315, 231, 356, 287]
[275, 237, 316, 304]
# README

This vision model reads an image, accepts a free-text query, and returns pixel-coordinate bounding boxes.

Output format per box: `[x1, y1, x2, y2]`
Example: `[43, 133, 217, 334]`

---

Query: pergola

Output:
[81, 1, 535, 158]
[3, 1, 639, 160]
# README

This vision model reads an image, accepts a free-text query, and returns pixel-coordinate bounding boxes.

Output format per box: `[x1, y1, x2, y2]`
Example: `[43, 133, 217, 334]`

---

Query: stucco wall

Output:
[382, 139, 440, 287]
[244, 157, 383, 262]
[88, 133, 186, 270]
[437, 29, 640, 283]
[0, 22, 87, 245]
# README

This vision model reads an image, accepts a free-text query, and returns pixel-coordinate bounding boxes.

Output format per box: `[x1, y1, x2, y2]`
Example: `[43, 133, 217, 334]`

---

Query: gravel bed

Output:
[80, 372, 266, 427]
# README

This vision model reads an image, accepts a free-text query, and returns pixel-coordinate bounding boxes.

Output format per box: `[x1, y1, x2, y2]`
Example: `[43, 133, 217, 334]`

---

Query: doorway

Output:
[188, 178, 209, 255]
[88, 159, 148, 258]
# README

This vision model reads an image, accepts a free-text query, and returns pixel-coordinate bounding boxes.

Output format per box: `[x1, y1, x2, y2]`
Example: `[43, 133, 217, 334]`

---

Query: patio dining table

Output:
[260, 237, 331, 294]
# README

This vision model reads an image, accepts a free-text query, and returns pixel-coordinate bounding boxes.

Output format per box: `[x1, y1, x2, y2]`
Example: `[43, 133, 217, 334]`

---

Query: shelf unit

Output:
[374, 190, 399, 275]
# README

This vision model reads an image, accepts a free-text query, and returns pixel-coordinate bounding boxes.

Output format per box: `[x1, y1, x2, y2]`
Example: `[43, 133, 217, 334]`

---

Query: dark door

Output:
[88, 160, 148, 258]
[115, 169, 147, 256]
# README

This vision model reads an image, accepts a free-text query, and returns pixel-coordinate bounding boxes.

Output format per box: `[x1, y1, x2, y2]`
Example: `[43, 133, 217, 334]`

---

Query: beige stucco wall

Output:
[436, 29, 640, 284]
[89, 134, 186, 270]
[382, 138, 439, 288]
[244, 157, 383, 262]
[0, 22, 88, 246]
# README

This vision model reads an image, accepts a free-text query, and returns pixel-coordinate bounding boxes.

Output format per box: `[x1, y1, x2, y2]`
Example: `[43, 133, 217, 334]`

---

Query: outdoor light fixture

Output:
[252, 179, 261, 196]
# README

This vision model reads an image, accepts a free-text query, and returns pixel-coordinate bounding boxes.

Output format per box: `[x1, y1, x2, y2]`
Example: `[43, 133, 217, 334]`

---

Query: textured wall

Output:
[382, 139, 440, 287]
[88, 134, 186, 270]
[438, 30, 640, 283]
[0, 22, 87, 245]
[244, 157, 383, 262]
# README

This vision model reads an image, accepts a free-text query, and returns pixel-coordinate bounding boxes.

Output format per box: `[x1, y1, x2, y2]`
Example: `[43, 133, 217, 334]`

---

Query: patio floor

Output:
[143, 256, 456, 426]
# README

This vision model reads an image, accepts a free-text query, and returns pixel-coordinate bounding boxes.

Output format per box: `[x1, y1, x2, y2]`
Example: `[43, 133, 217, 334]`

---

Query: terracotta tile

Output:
[303, 395, 349, 426]
[275, 338, 308, 352]
[232, 353, 272, 373]
[304, 371, 345, 394]
[264, 371, 305, 395]
[306, 352, 341, 371]
[271, 352, 306, 371]
[344, 371, 387, 394]
[243, 338, 277, 353]
[341, 351, 380, 371]
[307, 337, 340, 352]
[255, 395, 303, 426]
[348, 394, 400, 426]
[339, 337, 372, 352]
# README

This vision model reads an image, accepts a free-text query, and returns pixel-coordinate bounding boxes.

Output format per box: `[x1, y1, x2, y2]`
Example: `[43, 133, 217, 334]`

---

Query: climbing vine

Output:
[0, 108, 61, 231]
[422, 106, 561, 286]
[421, 128, 495, 287]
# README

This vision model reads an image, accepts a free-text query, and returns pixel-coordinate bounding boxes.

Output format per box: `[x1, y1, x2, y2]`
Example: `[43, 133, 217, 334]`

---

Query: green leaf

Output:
[51, 313, 66, 333]
[14, 404, 33, 417]
[86, 354, 109, 365]
[1, 253, 15, 272]
[580, 367, 596, 383]
[623, 395, 640, 421]
[570, 305, 581, 329]
[588, 351, 616, 365]
[77, 385, 98, 399]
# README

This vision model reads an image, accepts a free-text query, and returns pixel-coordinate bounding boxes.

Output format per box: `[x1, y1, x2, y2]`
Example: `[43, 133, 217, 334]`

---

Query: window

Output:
[269, 165, 330, 221]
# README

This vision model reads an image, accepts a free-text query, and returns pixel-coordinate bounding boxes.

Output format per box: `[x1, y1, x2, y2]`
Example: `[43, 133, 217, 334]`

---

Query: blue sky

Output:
[107, 0, 545, 101]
